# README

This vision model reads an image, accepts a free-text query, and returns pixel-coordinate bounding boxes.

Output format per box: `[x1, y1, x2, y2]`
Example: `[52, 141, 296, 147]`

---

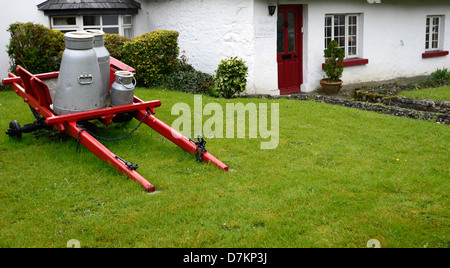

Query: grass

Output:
[0, 87, 449, 248]
[398, 86, 450, 101]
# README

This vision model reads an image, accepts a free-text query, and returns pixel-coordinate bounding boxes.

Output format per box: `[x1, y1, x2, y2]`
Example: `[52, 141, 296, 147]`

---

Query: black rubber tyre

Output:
[7, 120, 22, 139]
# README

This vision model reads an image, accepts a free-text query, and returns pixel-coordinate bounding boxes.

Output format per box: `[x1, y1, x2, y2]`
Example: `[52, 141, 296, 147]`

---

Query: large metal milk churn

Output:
[53, 31, 106, 115]
[85, 30, 111, 104]
[110, 71, 136, 107]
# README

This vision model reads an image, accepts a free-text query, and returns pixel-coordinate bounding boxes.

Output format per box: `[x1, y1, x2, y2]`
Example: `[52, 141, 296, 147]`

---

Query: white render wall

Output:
[144, 0, 450, 94]
[0, 0, 48, 79]
[142, 0, 263, 93]
[301, 0, 450, 92]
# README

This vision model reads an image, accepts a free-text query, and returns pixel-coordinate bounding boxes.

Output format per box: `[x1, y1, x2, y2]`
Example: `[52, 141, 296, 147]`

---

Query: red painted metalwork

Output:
[2, 61, 228, 192]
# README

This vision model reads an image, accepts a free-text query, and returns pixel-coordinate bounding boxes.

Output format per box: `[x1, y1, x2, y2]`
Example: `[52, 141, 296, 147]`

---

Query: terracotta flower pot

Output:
[320, 78, 343, 95]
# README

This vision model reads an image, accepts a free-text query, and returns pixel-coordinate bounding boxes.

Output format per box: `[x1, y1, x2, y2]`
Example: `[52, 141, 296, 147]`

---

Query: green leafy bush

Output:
[323, 40, 345, 82]
[214, 57, 248, 98]
[104, 33, 131, 60]
[122, 30, 180, 87]
[164, 52, 216, 96]
[164, 70, 216, 96]
[425, 68, 450, 85]
[7, 22, 65, 74]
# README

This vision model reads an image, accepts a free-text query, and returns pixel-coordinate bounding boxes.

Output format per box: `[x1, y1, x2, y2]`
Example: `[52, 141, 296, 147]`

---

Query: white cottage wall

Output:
[143, 0, 258, 92]
[280, 0, 450, 92]
[143, 0, 449, 94]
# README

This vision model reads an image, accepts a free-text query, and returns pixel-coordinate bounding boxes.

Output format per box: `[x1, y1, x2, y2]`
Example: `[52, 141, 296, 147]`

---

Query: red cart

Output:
[2, 58, 228, 192]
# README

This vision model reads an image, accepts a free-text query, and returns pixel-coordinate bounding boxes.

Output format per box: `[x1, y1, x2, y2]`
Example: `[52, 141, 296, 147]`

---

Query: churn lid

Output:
[64, 31, 95, 50]
[85, 30, 105, 46]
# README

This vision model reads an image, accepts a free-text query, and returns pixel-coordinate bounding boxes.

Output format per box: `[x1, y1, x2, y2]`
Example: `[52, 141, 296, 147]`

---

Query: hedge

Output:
[122, 30, 180, 87]
[104, 33, 131, 61]
[7, 22, 65, 74]
[7, 23, 179, 89]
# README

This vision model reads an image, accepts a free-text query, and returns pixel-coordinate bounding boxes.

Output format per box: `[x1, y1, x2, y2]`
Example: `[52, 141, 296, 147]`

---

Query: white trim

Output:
[50, 14, 134, 36]
[325, 13, 362, 59]
[425, 15, 444, 51]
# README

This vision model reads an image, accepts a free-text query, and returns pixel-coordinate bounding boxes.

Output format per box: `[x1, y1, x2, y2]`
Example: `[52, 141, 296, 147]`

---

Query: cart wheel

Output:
[6, 120, 22, 139]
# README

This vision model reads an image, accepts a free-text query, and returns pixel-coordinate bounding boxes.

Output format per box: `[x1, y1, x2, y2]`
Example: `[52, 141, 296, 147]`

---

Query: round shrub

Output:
[214, 57, 248, 98]
[122, 30, 180, 87]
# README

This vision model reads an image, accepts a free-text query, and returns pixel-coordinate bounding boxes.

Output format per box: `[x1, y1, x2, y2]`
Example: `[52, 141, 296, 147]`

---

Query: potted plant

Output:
[320, 40, 345, 95]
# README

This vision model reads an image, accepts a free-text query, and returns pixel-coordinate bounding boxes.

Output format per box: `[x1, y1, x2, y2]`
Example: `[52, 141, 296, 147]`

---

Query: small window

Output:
[83, 16, 100, 26]
[53, 16, 76, 26]
[123, 15, 132, 25]
[51, 15, 134, 37]
[103, 15, 118, 26]
[103, 28, 119, 34]
[325, 14, 361, 59]
[425, 15, 444, 51]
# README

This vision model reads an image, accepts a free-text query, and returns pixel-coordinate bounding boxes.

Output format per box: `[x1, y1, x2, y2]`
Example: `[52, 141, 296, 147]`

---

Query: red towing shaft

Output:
[134, 105, 229, 171]
[65, 121, 156, 192]
[3, 63, 228, 193]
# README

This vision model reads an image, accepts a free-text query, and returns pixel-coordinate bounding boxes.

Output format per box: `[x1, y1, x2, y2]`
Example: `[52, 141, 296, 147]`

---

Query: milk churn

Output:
[85, 30, 111, 104]
[53, 31, 106, 115]
[110, 71, 136, 107]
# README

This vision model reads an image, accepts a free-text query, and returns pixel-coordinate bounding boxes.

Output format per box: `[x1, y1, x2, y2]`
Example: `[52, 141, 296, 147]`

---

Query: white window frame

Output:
[51, 15, 134, 37]
[425, 15, 444, 51]
[325, 14, 361, 59]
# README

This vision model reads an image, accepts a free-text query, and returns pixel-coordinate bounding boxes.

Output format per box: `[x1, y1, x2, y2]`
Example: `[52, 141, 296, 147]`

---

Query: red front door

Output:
[277, 5, 303, 95]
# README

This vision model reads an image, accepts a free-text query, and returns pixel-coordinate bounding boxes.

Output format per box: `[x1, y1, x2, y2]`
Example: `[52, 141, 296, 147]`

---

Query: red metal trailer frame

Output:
[2, 57, 228, 192]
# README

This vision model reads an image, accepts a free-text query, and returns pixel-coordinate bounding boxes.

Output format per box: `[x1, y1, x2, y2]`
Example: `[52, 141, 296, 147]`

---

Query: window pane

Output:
[277, 13, 285, 53]
[123, 15, 132, 25]
[84, 16, 100, 26]
[103, 27, 119, 34]
[325, 27, 332, 39]
[325, 37, 331, 48]
[337, 37, 345, 47]
[432, 41, 438, 49]
[288, 13, 296, 52]
[325, 16, 332, 27]
[124, 28, 133, 38]
[53, 17, 76, 26]
[103, 15, 118, 25]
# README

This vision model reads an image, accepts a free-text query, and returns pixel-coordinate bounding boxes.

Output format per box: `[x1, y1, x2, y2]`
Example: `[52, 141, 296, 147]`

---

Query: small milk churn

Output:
[53, 31, 106, 115]
[110, 71, 136, 107]
[85, 30, 111, 104]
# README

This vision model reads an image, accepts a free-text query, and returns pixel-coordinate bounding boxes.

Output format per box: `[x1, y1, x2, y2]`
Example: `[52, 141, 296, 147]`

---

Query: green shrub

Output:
[164, 70, 216, 96]
[164, 52, 216, 96]
[104, 33, 131, 60]
[7, 22, 65, 74]
[425, 68, 450, 85]
[323, 40, 345, 82]
[214, 57, 248, 98]
[122, 30, 180, 87]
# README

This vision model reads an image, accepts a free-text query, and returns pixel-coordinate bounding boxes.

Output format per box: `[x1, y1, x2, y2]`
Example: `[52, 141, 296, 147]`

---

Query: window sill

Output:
[422, 50, 449, 58]
[322, 58, 369, 69]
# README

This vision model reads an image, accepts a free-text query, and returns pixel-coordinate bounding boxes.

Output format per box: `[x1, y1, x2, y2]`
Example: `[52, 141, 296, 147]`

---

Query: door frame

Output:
[277, 4, 303, 95]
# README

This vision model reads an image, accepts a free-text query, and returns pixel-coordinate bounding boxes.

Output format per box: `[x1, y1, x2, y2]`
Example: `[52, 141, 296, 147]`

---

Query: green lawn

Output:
[398, 86, 450, 101]
[0, 88, 448, 248]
